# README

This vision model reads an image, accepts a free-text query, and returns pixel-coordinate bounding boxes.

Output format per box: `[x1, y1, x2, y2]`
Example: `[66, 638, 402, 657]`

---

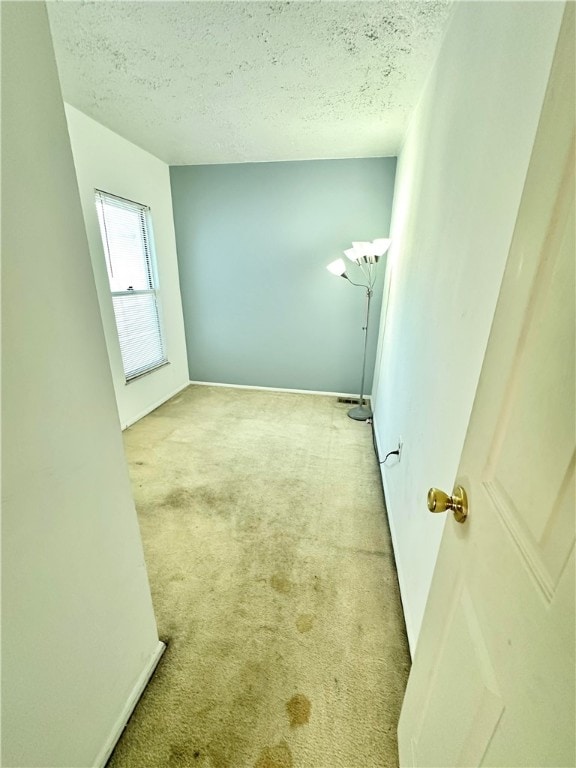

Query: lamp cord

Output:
[370, 420, 400, 465]
[380, 449, 400, 464]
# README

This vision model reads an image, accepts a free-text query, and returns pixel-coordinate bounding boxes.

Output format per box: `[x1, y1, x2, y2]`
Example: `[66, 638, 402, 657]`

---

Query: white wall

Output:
[372, 1, 564, 655]
[64, 104, 189, 429]
[1, 4, 163, 766]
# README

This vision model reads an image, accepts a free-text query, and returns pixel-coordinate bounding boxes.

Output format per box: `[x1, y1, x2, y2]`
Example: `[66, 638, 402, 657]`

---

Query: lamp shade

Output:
[326, 258, 347, 277]
[372, 238, 392, 257]
[351, 241, 372, 259]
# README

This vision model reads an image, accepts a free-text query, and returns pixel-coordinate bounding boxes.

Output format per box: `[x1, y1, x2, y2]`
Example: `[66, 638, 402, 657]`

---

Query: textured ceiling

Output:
[48, 1, 453, 165]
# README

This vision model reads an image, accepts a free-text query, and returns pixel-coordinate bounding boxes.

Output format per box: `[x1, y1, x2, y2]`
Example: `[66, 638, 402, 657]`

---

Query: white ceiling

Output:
[48, 1, 453, 165]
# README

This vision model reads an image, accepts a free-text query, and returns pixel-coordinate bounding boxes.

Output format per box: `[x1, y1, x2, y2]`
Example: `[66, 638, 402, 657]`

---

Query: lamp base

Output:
[348, 403, 372, 421]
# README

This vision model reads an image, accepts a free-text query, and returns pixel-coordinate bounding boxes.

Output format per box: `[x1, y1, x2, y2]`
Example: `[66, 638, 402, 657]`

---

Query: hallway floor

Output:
[108, 386, 410, 768]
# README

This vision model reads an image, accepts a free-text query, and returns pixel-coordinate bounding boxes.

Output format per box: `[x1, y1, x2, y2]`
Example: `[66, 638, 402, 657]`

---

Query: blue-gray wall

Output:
[170, 157, 396, 393]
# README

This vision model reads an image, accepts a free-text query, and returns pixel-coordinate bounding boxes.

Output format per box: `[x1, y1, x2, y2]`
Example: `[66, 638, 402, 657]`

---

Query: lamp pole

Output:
[348, 286, 373, 421]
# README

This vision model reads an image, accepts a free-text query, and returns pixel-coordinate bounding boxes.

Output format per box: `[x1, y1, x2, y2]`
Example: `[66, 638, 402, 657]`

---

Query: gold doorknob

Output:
[427, 485, 468, 524]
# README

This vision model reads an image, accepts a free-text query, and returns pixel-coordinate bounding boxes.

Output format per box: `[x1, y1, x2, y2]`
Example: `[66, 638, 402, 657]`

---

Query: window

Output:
[95, 190, 167, 382]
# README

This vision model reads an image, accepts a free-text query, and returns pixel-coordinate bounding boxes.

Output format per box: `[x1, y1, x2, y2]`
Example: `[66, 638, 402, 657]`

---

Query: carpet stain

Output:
[295, 613, 315, 633]
[270, 573, 294, 595]
[169, 572, 186, 583]
[162, 487, 195, 508]
[286, 693, 311, 727]
[194, 485, 238, 508]
[161, 485, 237, 512]
[168, 742, 202, 766]
[254, 740, 293, 768]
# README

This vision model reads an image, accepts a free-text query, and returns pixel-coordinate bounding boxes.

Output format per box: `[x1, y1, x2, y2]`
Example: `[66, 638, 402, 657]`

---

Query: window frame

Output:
[95, 189, 169, 383]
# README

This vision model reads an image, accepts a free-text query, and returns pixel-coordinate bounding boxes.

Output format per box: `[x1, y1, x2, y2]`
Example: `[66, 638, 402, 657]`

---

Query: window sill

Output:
[125, 360, 170, 385]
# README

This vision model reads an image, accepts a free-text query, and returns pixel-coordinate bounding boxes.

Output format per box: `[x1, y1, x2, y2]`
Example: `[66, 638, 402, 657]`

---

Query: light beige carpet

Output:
[108, 385, 410, 768]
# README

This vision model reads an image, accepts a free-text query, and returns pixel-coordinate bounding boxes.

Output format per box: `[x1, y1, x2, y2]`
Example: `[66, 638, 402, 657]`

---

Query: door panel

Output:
[411, 583, 504, 768]
[486, 202, 575, 599]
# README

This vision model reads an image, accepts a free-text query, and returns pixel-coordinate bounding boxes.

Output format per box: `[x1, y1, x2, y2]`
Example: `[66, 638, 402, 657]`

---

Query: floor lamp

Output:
[327, 238, 391, 421]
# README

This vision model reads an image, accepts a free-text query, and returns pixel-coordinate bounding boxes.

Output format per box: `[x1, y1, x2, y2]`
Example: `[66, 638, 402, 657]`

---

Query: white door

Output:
[398, 7, 575, 767]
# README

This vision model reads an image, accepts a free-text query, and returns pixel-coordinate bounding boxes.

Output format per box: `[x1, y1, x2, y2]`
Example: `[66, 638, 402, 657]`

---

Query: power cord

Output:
[368, 418, 401, 465]
[380, 448, 400, 464]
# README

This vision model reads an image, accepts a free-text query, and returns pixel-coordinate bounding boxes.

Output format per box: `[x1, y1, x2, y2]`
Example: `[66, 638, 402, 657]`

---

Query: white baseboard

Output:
[373, 422, 414, 658]
[188, 379, 371, 401]
[94, 640, 166, 768]
[121, 381, 191, 430]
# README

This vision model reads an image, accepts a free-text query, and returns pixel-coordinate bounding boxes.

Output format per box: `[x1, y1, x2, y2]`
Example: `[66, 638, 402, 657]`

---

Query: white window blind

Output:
[95, 190, 167, 381]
